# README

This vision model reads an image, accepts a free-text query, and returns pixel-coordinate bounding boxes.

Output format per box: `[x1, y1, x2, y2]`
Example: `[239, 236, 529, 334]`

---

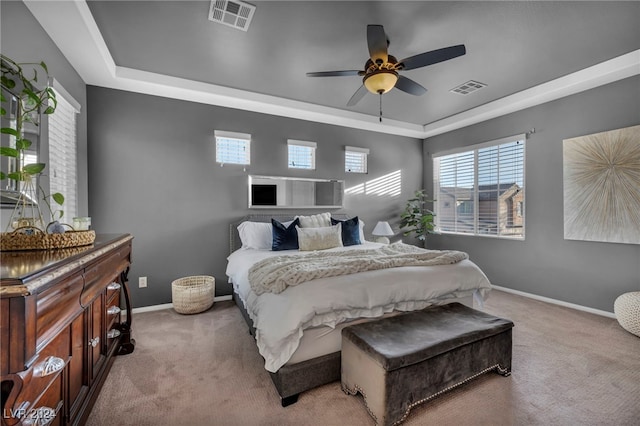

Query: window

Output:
[215, 130, 251, 165]
[48, 84, 80, 220]
[287, 139, 316, 170]
[345, 146, 369, 173]
[433, 134, 525, 239]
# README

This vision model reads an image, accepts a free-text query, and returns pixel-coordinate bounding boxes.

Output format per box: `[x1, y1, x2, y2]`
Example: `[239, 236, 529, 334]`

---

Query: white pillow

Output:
[237, 221, 272, 250]
[296, 212, 332, 228]
[358, 219, 366, 242]
[297, 223, 343, 251]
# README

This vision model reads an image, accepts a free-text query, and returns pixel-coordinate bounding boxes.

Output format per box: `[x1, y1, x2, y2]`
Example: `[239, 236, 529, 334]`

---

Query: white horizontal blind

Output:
[48, 88, 79, 221]
[434, 135, 525, 239]
[215, 130, 251, 165]
[287, 139, 316, 170]
[345, 146, 369, 173]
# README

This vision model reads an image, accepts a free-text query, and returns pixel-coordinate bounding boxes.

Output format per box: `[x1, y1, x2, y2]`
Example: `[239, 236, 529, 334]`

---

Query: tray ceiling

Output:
[23, 1, 640, 138]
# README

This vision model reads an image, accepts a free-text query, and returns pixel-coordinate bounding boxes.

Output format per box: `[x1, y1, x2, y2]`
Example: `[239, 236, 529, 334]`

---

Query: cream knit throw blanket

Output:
[249, 242, 469, 295]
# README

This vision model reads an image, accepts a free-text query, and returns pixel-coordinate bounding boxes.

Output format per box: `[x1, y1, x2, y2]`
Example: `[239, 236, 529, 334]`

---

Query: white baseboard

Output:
[127, 295, 233, 316]
[492, 285, 616, 319]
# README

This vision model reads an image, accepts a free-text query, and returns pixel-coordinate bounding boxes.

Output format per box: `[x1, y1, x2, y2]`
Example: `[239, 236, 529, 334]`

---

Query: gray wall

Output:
[0, 0, 89, 225]
[87, 86, 422, 307]
[424, 75, 640, 313]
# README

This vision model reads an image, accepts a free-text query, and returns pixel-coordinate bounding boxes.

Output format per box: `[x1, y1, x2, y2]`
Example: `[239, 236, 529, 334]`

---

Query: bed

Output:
[226, 214, 492, 406]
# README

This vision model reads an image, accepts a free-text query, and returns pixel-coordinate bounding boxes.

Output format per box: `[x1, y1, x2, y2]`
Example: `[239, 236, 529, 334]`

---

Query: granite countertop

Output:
[0, 233, 132, 296]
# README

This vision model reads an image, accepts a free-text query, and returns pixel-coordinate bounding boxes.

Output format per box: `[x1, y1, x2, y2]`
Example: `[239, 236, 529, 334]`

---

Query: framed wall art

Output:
[563, 125, 640, 245]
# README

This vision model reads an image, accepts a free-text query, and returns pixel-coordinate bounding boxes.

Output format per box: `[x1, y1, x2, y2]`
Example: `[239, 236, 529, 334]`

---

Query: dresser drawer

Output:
[8, 329, 68, 423]
[36, 274, 84, 349]
[106, 281, 122, 304]
[106, 292, 121, 331]
[22, 373, 64, 426]
[81, 250, 130, 306]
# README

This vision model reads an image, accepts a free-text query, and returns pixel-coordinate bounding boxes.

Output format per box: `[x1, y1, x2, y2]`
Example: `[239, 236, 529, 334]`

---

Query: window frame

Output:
[345, 146, 369, 174]
[214, 130, 251, 166]
[287, 139, 316, 170]
[433, 134, 526, 240]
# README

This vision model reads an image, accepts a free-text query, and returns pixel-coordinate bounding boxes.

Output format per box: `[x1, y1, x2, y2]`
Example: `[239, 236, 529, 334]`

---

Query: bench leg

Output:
[281, 394, 299, 407]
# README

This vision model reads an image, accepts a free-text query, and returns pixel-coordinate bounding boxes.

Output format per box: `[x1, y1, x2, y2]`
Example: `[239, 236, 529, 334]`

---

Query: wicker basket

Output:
[0, 227, 96, 251]
[614, 292, 640, 338]
[171, 275, 215, 314]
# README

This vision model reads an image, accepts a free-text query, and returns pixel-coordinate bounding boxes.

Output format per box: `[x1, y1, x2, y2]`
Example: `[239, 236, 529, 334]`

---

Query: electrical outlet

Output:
[139, 276, 147, 288]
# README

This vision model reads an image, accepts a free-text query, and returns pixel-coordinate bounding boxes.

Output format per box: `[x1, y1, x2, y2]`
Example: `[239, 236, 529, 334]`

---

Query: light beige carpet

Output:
[87, 290, 640, 425]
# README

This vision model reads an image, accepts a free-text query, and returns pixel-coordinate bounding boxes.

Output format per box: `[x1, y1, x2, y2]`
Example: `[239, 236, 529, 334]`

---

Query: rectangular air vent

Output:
[450, 80, 487, 95]
[209, 0, 256, 31]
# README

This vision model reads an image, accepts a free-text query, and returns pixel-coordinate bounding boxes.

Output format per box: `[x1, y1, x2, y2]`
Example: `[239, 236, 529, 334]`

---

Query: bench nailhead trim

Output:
[343, 363, 510, 425]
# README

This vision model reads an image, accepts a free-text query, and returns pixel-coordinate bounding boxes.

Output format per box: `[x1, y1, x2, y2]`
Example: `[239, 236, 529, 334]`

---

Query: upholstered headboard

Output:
[229, 213, 351, 254]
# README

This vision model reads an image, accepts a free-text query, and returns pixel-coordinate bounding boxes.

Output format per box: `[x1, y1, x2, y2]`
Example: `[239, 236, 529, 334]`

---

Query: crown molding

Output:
[422, 49, 640, 138]
[24, 0, 640, 140]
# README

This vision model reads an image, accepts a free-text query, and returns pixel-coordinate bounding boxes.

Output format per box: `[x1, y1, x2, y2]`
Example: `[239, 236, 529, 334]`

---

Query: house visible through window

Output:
[433, 134, 525, 239]
[287, 139, 316, 170]
[215, 130, 251, 165]
[345, 146, 369, 173]
[48, 84, 79, 221]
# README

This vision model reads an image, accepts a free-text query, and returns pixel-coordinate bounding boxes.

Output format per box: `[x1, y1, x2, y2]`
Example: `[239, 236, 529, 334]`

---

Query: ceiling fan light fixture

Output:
[363, 70, 398, 94]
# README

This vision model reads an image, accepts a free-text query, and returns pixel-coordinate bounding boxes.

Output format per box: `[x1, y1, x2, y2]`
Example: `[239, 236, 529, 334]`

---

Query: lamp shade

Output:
[363, 70, 398, 94]
[372, 221, 394, 236]
[372, 221, 394, 244]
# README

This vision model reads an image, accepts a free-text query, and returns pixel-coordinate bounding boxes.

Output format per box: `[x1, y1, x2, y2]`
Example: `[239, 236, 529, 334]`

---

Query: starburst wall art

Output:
[563, 125, 640, 245]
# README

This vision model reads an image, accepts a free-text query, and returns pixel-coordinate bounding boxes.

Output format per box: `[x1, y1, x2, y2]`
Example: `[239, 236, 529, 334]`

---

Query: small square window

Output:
[287, 139, 316, 170]
[345, 146, 369, 173]
[215, 130, 251, 165]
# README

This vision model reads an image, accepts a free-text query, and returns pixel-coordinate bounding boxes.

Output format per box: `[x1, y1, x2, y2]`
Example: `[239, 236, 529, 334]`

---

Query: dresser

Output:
[1, 234, 135, 426]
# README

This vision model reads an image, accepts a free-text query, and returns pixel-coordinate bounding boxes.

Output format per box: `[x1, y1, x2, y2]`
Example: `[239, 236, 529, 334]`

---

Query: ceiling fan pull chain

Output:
[379, 93, 383, 122]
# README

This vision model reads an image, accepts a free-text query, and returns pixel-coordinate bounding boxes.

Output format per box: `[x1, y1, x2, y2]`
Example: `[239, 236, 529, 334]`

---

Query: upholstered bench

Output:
[341, 303, 514, 425]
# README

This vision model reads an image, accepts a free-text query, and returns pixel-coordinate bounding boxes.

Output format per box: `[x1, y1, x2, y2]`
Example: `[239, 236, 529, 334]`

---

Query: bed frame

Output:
[229, 213, 349, 406]
[228, 214, 475, 406]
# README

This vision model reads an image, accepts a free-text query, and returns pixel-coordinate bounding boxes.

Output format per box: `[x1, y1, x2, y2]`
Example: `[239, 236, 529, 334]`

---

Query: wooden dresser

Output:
[0, 234, 135, 426]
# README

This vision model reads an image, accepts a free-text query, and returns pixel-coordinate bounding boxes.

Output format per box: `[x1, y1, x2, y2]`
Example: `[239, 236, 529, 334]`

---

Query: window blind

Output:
[215, 130, 251, 165]
[287, 139, 316, 170]
[434, 135, 525, 239]
[48, 87, 79, 221]
[345, 146, 369, 173]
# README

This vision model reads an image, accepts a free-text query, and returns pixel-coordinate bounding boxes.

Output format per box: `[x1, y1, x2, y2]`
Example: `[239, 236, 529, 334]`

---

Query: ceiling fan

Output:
[306, 25, 466, 120]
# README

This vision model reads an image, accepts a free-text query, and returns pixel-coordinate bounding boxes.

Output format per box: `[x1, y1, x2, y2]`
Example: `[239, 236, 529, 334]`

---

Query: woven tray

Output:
[0, 228, 96, 251]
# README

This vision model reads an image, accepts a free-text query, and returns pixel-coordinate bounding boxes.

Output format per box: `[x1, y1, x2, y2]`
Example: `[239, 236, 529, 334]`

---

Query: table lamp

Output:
[372, 221, 394, 244]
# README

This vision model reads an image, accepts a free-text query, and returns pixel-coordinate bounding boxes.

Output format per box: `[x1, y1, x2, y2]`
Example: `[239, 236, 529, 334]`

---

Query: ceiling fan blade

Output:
[306, 70, 362, 77]
[367, 25, 388, 65]
[395, 75, 427, 96]
[347, 84, 368, 106]
[400, 44, 466, 71]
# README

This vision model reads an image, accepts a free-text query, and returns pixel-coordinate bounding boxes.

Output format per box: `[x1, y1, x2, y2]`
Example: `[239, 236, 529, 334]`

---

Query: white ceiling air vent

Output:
[208, 0, 256, 32]
[450, 80, 487, 95]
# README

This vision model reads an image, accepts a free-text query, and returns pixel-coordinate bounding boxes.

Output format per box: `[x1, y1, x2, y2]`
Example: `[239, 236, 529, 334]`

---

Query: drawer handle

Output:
[107, 282, 121, 291]
[107, 306, 122, 315]
[89, 337, 100, 348]
[23, 404, 59, 426]
[33, 356, 65, 377]
[107, 329, 121, 339]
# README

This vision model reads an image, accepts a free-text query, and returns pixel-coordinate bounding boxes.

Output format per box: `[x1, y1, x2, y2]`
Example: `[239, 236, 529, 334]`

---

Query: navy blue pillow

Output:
[272, 218, 300, 251]
[331, 216, 361, 246]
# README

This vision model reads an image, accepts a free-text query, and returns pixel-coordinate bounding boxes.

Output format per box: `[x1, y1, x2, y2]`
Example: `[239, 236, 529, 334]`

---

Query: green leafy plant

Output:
[399, 189, 436, 242]
[1, 54, 63, 230]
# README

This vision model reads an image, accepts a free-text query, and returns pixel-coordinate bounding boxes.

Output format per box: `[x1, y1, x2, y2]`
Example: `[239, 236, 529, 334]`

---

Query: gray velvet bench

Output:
[341, 303, 514, 425]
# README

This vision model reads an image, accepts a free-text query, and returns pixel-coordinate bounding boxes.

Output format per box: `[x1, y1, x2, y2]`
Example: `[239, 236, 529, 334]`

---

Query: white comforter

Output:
[226, 242, 492, 373]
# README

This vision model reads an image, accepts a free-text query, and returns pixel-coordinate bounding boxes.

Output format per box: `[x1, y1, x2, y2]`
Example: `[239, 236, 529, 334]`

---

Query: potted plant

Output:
[1, 54, 62, 232]
[0, 55, 94, 251]
[399, 189, 436, 243]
